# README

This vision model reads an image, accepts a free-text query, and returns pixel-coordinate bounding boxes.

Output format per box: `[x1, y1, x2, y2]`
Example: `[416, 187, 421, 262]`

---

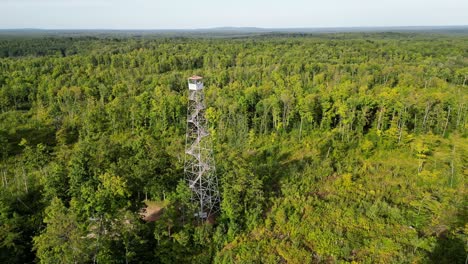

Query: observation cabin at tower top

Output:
[188, 75, 204, 91]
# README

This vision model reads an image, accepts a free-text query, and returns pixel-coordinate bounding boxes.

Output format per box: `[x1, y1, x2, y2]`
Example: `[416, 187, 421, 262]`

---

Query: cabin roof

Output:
[188, 75, 203, 80]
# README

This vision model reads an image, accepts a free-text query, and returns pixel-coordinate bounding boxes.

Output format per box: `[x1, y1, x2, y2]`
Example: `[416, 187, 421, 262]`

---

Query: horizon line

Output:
[1, 25, 468, 31]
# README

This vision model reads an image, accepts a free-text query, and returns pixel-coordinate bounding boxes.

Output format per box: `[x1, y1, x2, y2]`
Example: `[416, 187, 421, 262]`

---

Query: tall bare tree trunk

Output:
[1, 169, 7, 188]
[22, 167, 28, 193]
[398, 107, 406, 143]
[456, 103, 463, 129]
[450, 146, 455, 187]
[377, 108, 383, 131]
[299, 117, 303, 141]
[422, 102, 431, 132]
[442, 106, 451, 136]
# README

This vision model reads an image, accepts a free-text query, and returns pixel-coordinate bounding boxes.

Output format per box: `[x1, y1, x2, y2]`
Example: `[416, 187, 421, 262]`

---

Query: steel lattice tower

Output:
[184, 76, 220, 219]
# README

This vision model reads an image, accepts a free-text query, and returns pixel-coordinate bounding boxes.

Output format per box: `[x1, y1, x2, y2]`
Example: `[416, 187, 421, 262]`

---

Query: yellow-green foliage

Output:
[0, 33, 466, 263]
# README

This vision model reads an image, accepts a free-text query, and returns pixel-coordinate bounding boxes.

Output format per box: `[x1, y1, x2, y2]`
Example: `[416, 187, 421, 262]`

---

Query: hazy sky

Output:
[0, 0, 467, 29]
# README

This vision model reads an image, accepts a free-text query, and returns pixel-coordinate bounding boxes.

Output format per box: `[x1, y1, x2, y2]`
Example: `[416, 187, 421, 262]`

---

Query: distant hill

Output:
[0, 25, 467, 37]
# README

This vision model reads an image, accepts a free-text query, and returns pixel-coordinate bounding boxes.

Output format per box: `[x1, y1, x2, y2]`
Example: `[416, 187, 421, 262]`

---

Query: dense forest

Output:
[0, 32, 466, 263]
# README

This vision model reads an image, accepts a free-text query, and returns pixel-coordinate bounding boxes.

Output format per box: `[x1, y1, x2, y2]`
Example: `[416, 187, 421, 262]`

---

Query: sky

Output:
[0, 0, 467, 29]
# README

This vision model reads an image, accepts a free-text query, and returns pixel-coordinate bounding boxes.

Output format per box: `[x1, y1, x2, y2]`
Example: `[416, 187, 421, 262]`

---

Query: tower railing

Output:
[184, 76, 220, 219]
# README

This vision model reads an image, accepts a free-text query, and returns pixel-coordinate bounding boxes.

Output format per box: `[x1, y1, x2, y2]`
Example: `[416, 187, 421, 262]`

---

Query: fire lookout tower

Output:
[184, 76, 220, 219]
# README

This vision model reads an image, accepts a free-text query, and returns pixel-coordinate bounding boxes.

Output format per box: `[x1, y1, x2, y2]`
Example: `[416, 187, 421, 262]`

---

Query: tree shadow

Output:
[4, 126, 56, 156]
[428, 203, 468, 264]
[251, 143, 309, 199]
[428, 235, 466, 264]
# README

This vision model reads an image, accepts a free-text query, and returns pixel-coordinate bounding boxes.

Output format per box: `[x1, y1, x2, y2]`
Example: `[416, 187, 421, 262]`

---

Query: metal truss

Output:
[184, 76, 220, 219]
